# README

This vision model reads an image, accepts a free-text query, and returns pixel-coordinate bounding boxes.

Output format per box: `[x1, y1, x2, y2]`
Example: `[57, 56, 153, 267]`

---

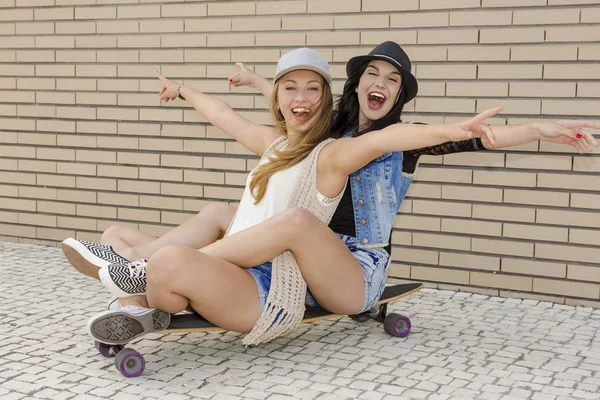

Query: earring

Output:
[355, 88, 358, 93]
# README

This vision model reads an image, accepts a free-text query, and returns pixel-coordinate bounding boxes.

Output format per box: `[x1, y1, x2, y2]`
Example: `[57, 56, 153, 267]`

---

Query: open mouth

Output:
[292, 107, 311, 122]
[367, 92, 387, 111]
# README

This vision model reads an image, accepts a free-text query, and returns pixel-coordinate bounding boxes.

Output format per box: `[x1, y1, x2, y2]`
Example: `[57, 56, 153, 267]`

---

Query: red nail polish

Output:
[576, 133, 583, 139]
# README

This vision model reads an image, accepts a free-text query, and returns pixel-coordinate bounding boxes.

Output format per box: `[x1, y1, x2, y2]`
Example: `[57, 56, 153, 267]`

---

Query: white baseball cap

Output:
[274, 48, 332, 85]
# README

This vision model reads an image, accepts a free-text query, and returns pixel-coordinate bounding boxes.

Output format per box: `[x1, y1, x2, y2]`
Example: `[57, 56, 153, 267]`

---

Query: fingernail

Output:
[576, 133, 583, 139]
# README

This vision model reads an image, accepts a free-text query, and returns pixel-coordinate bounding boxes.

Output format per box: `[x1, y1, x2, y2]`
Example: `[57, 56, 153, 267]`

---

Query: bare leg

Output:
[102, 202, 236, 262]
[122, 208, 366, 323]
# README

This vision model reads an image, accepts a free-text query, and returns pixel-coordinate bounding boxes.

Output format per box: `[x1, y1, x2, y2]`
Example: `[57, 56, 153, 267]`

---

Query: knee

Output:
[100, 224, 126, 243]
[278, 208, 319, 237]
[146, 245, 189, 285]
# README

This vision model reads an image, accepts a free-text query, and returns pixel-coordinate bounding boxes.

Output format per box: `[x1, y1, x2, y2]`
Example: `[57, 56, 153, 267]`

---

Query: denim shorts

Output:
[246, 234, 391, 313]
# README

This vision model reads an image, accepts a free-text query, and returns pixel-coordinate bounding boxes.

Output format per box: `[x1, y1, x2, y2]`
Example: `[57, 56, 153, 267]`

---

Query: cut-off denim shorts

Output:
[246, 234, 391, 313]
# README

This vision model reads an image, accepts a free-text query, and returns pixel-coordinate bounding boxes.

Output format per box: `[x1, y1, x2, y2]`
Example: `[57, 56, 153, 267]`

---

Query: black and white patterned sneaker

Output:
[99, 260, 148, 298]
[87, 306, 170, 345]
[62, 238, 130, 280]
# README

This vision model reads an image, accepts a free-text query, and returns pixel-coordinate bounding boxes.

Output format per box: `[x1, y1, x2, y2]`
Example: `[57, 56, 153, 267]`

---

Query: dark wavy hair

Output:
[329, 61, 407, 139]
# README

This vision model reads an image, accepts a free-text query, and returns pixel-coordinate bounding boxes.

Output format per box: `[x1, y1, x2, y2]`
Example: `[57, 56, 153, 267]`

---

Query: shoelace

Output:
[126, 260, 147, 279]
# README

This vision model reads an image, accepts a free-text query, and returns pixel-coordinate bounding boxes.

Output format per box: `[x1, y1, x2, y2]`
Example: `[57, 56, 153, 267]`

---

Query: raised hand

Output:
[535, 120, 600, 154]
[228, 63, 257, 88]
[155, 70, 182, 103]
[454, 106, 503, 146]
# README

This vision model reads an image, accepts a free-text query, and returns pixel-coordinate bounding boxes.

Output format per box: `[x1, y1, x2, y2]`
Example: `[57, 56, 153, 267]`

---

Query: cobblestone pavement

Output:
[1, 241, 600, 400]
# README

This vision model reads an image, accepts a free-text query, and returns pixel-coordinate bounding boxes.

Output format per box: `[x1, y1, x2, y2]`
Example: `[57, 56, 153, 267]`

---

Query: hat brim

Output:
[346, 55, 418, 103]
[274, 65, 333, 85]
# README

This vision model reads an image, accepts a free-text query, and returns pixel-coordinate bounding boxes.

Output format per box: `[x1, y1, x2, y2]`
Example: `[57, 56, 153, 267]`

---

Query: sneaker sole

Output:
[62, 239, 109, 280]
[88, 309, 170, 345]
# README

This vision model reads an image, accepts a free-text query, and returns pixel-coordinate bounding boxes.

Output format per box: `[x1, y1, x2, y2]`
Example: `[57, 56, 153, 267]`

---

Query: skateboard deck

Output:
[163, 282, 423, 333]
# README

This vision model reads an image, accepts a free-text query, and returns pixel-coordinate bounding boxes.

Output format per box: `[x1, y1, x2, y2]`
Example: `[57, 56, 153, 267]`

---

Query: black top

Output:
[328, 138, 487, 255]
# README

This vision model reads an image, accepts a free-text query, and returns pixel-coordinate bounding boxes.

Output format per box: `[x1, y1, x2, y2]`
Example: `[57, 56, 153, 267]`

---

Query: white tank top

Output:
[227, 150, 339, 237]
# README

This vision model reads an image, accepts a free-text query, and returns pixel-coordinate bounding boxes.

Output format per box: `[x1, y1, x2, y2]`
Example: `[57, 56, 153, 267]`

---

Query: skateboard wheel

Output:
[95, 341, 112, 358]
[383, 313, 411, 338]
[115, 348, 145, 378]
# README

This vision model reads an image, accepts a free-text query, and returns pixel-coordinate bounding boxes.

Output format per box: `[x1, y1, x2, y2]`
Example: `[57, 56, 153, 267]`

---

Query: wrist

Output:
[177, 85, 185, 100]
[527, 122, 543, 140]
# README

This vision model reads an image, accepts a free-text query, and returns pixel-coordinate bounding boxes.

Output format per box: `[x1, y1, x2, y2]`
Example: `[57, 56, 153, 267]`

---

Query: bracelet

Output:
[176, 85, 185, 100]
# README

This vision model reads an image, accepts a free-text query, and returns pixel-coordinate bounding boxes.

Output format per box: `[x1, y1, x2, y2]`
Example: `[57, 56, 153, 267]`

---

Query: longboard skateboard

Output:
[95, 282, 423, 378]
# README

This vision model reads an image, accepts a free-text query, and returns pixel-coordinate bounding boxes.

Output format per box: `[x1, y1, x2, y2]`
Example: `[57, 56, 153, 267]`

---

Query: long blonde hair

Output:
[249, 77, 333, 204]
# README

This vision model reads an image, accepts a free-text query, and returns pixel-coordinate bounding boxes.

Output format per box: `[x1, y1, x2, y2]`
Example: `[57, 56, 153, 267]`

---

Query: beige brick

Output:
[34, 7, 73, 20]
[0, 223, 36, 239]
[184, 170, 225, 185]
[118, 207, 160, 223]
[405, 183, 441, 199]
[0, 196, 36, 212]
[160, 154, 202, 169]
[0, 210, 18, 224]
[185, 49, 231, 63]
[473, 237, 534, 257]
[57, 78, 96, 91]
[256, 32, 305, 47]
[307, 0, 359, 13]
[76, 36, 117, 48]
[0, 63, 35, 76]
[282, 15, 333, 30]
[117, 5, 159, 19]
[543, 100, 600, 117]
[442, 217, 502, 237]
[451, 10, 512, 26]
[0, 77, 16, 89]
[478, 64, 542, 79]
[161, 182, 203, 198]
[97, 20, 139, 34]
[16, 22, 54, 35]
[140, 19, 183, 33]
[360, 30, 417, 46]
[390, 12, 447, 28]
[98, 192, 139, 207]
[482, 0, 545, 5]
[98, 165, 138, 179]
[77, 176, 116, 191]
[119, 179, 160, 195]
[534, 278, 599, 300]
[536, 243, 600, 264]
[571, 193, 600, 211]
[449, 45, 510, 61]
[413, 232, 471, 251]
[38, 200, 76, 214]
[578, 82, 600, 98]
[232, 16, 281, 31]
[256, 1, 305, 14]
[414, 167, 472, 184]
[471, 271, 532, 291]
[0, 37, 35, 49]
[139, 167, 182, 182]
[446, 81, 507, 97]
[37, 227, 75, 241]
[0, 117, 35, 131]
[538, 172, 600, 191]
[36, 36, 76, 49]
[444, 152, 505, 168]
[580, 6, 600, 23]
[56, 106, 96, 121]
[478, 99, 541, 115]
[418, 29, 478, 44]
[387, 263, 411, 279]
[207, 33, 254, 47]
[307, 31, 359, 46]
[76, 121, 117, 135]
[473, 204, 535, 223]
[162, 3, 207, 17]
[412, 266, 469, 285]
[38, 173, 75, 188]
[56, 162, 96, 176]
[37, 147, 76, 161]
[76, 204, 117, 219]
[544, 64, 600, 80]
[75, 6, 116, 19]
[506, 154, 572, 171]
[393, 215, 441, 232]
[473, 170, 536, 187]
[140, 195, 182, 211]
[413, 200, 471, 218]
[441, 185, 503, 203]
[139, 138, 182, 152]
[56, 21, 95, 34]
[0, 158, 17, 171]
[208, 1, 254, 16]
[18, 160, 56, 174]
[504, 189, 569, 208]
[509, 82, 577, 98]
[547, 26, 600, 43]
[17, 105, 55, 118]
[504, 223, 568, 243]
[391, 246, 439, 265]
[538, 208, 600, 229]
[0, 23, 15, 35]
[117, 35, 160, 48]
[117, 151, 159, 166]
[570, 228, 600, 246]
[97, 107, 138, 121]
[204, 186, 243, 201]
[511, 45, 578, 61]
[440, 252, 500, 271]
[57, 216, 97, 230]
[568, 265, 600, 283]
[502, 258, 566, 279]
[417, 65, 477, 80]
[334, 14, 389, 29]
[515, 8, 580, 25]
[185, 18, 232, 32]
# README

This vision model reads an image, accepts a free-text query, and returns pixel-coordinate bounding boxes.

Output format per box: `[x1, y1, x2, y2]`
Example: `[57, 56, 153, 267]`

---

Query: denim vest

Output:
[346, 134, 414, 249]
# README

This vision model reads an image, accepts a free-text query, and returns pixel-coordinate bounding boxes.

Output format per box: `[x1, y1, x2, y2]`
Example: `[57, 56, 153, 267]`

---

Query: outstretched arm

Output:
[156, 71, 280, 156]
[323, 107, 503, 177]
[229, 63, 273, 100]
[478, 121, 599, 154]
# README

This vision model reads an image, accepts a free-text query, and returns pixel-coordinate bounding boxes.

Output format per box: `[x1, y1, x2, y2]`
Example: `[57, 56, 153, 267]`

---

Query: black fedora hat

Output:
[346, 41, 418, 104]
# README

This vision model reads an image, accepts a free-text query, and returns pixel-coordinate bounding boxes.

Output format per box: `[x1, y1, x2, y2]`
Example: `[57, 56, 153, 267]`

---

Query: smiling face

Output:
[356, 59, 403, 129]
[275, 69, 325, 135]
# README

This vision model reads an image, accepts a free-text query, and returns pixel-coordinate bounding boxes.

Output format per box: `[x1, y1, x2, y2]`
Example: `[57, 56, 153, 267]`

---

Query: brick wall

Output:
[1, 0, 599, 306]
